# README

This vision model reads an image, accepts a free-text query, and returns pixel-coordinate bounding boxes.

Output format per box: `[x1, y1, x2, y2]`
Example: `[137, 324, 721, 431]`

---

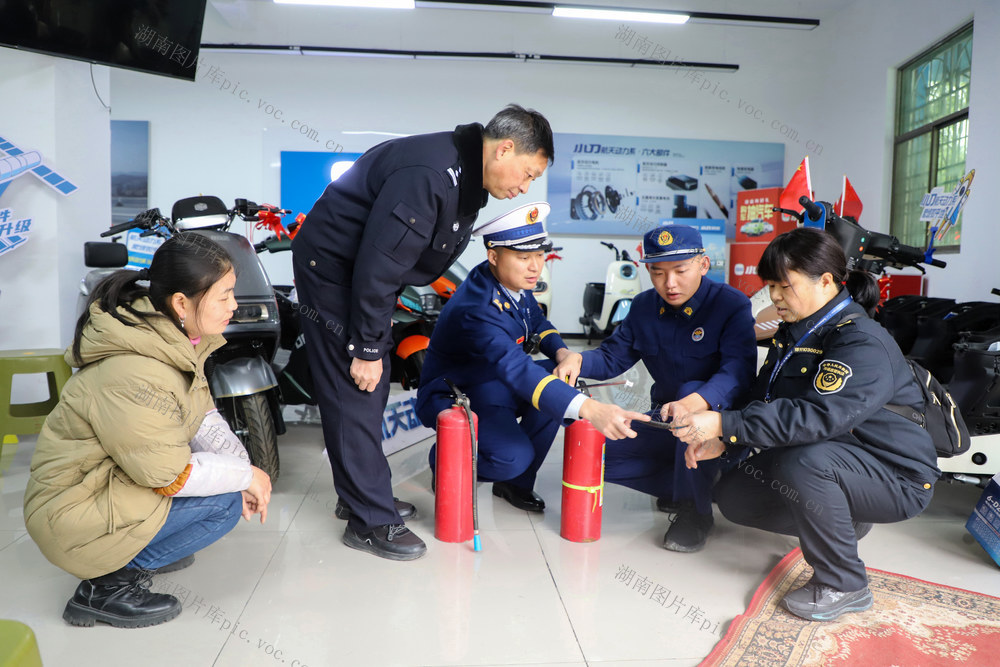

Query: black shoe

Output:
[342, 523, 427, 561]
[492, 481, 545, 512]
[853, 521, 873, 541]
[782, 582, 873, 621]
[63, 567, 182, 628]
[153, 554, 195, 575]
[662, 507, 714, 552]
[655, 497, 681, 514]
[334, 497, 416, 521]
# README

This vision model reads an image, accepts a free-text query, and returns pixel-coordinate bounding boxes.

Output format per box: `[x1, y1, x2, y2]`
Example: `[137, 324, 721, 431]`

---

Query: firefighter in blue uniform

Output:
[554, 225, 757, 552]
[291, 105, 554, 560]
[416, 203, 649, 511]
[678, 227, 939, 621]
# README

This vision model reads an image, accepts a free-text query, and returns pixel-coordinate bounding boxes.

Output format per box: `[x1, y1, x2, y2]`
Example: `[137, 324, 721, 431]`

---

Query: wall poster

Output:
[546, 133, 784, 239]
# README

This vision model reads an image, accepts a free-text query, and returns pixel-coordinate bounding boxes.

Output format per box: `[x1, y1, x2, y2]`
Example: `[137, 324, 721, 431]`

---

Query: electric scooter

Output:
[580, 241, 641, 341]
[84, 197, 286, 480]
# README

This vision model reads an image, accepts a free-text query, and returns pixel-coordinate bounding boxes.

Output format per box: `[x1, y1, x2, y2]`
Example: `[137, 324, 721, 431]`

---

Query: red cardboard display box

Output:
[735, 188, 798, 243]
[729, 242, 768, 297]
[880, 273, 926, 300]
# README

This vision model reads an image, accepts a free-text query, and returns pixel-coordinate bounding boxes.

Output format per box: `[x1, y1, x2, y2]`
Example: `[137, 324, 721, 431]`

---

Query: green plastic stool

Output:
[0, 349, 72, 441]
[0, 620, 42, 667]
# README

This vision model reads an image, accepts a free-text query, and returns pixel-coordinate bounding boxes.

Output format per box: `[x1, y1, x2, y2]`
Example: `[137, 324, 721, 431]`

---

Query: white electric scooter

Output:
[579, 241, 641, 342]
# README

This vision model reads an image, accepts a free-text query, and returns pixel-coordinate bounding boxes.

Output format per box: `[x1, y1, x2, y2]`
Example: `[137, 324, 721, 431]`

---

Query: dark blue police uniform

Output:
[291, 123, 487, 532]
[716, 289, 940, 592]
[581, 277, 756, 513]
[416, 261, 581, 489]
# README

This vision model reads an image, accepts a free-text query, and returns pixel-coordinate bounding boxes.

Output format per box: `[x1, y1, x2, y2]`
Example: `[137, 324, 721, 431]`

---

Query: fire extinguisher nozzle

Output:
[473, 533, 482, 552]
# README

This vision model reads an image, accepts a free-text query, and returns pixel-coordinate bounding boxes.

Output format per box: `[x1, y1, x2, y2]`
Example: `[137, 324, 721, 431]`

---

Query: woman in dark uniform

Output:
[675, 226, 939, 622]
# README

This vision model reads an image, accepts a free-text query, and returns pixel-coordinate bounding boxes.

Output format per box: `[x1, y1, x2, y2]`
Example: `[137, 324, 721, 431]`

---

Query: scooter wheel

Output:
[222, 393, 280, 480]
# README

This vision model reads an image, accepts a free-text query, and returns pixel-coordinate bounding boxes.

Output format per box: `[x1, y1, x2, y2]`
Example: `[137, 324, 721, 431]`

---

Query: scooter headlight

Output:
[533, 281, 548, 293]
[620, 264, 636, 279]
[231, 302, 272, 323]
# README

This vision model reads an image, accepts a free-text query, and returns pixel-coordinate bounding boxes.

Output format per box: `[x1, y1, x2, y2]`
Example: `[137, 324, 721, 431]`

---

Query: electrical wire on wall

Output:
[90, 63, 111, 113]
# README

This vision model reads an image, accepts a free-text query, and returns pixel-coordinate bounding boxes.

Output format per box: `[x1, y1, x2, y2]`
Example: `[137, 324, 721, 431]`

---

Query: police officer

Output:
[415, 203, 649, 511]
[291, 105, 553, 560]
[678, 227, 940, 621]
[554, 225, 756, 551]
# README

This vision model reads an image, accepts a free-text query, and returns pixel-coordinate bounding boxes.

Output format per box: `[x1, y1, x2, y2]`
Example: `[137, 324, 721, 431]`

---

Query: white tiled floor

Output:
[3, 391, 999, 666]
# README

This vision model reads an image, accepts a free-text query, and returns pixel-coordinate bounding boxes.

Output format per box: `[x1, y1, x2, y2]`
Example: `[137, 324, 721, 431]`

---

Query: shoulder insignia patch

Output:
[814, 359, 853, 394]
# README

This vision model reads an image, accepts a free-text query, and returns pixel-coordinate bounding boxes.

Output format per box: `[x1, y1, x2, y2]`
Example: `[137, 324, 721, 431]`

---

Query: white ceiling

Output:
[203, 0, 858, 60]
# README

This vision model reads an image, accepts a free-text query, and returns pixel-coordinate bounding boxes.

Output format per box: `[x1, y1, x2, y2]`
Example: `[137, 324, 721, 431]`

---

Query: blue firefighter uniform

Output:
[580, 276, 757, 513]
[416, 259, 581, 490]
[715, 288, 940, 593]
[290, 123, 487, 533]
[416, 201, 583, 500]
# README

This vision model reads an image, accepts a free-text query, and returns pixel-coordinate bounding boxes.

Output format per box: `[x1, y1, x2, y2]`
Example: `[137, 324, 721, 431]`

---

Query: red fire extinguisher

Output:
[561, 418, 605, 542]
[434, 382, 482, 551]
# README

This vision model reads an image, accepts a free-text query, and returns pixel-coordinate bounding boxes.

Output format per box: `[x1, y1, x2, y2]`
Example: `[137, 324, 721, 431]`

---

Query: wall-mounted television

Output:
[0, 0, 208, 81]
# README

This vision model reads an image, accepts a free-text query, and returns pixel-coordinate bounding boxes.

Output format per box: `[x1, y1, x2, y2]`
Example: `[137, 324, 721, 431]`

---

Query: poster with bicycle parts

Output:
[546, 133, 784, 238]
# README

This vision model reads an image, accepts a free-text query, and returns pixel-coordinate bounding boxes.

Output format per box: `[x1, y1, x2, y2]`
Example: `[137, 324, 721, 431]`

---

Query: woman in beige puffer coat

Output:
[24, 233, 272, 628]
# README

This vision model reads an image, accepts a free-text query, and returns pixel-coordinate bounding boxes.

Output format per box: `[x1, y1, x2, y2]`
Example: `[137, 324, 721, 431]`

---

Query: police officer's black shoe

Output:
[63, 567, 182, 628]
[662, 506, 714, 552]
[334, 498, 416, 521]
[342, 523, 427, 561]
[492, 482, 545, 512]
[153, 554, 195, 574]
[781, 582, 873, 621]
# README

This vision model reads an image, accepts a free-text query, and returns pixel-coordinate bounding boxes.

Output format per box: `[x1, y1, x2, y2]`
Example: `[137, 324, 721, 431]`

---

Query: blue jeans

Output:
[128, 493, 243, 570]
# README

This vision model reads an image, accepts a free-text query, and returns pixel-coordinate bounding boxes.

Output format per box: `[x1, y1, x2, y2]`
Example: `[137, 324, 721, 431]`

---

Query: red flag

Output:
[779, 156, 812, 211]
[834, 174, 863, 222]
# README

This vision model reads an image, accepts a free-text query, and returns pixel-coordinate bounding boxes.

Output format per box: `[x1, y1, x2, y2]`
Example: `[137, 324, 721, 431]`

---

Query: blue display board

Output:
[547, 133, 784, 238]
[280, 151, 363, 217]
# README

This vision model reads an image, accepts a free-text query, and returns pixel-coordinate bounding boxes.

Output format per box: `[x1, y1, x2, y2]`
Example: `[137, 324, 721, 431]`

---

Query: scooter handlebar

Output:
[799, 196, 824, 222]
[100, 220, 139, 237]
[101, 207, 166, 237]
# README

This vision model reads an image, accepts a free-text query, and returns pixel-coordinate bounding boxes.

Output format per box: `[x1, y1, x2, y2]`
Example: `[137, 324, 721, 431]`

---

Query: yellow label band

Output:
[561, 478, 604, 512]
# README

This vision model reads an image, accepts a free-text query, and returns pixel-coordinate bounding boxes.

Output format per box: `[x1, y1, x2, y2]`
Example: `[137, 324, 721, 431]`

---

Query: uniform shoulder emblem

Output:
[814, 359, 853, 394]
[492, 298, 504, 312]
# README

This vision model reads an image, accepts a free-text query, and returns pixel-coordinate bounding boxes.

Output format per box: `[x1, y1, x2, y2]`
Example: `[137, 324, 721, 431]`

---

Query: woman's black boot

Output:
[63, 567, 181, 628]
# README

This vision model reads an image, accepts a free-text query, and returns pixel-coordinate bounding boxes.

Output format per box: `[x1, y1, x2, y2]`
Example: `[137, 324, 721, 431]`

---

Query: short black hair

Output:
[484, 104, 554, 164]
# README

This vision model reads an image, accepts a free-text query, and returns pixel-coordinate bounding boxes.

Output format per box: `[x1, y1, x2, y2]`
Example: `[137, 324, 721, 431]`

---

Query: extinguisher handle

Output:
[445, 378, 471, 408]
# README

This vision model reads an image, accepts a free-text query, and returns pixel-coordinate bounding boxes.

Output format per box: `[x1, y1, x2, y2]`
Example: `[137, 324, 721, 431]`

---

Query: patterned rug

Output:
[701, 548, 1000, 666]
